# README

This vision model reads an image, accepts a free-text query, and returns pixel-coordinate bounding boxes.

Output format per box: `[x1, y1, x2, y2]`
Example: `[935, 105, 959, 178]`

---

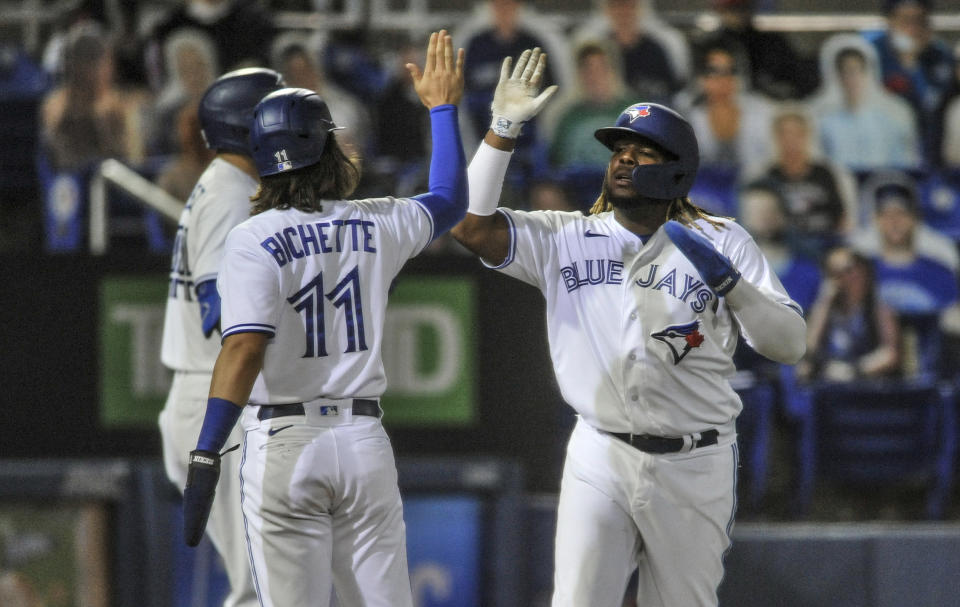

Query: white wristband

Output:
[490, 115, 523, 139]
[467, 141, 513, 216]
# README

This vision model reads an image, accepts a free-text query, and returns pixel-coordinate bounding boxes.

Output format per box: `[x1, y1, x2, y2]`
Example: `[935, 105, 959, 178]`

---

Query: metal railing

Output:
[88, 158, 183, 255]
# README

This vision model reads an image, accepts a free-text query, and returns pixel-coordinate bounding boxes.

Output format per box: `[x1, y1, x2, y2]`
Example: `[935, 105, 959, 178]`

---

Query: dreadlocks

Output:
[588, 186, 727, 232]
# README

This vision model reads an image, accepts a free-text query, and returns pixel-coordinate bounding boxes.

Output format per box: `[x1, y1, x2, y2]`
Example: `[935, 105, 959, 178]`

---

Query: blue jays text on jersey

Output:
[167, 184, 205, 301]
[261, 219, 378, 267]
[168, 225, 193, 300]
[560, 259, 624, 291]
[561, 258, 714, 313]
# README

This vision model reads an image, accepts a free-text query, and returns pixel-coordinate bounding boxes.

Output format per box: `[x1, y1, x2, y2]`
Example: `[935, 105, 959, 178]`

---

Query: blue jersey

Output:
[873, 255, 958, 315]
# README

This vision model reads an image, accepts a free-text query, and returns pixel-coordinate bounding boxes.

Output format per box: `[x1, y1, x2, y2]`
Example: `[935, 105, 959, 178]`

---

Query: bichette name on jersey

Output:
[218, 196, 436, 405]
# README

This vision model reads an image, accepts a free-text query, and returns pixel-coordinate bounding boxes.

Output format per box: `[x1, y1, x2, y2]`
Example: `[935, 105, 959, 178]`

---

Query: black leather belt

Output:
[608, 429, 719, 454]
[257, 399, 381, 421]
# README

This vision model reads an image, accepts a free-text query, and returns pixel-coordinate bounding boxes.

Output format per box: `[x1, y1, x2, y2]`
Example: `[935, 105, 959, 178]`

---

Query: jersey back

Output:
[218, 197, 434, 403]
[161, 159, 259, 372]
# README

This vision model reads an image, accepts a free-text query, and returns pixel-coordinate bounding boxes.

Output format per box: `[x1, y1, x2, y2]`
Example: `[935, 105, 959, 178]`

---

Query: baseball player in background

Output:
[159, 67, 285, 607]
[181, 30, 467, 607]
[451, 49, 807, 606]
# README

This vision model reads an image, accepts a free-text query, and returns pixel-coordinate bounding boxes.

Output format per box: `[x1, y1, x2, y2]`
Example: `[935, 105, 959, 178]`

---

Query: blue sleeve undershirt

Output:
[195, 278, 221, 338]
[412, 104, 468, 240]
[195, 397, 241, 453]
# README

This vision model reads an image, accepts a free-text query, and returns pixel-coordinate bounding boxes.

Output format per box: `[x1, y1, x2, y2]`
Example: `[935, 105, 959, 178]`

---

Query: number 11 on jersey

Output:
[287, 266, 368, 358]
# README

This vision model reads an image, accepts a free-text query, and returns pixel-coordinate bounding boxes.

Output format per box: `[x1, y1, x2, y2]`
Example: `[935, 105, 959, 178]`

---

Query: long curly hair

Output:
[588, 183, 727, 231]
[250, 133, 360, 215]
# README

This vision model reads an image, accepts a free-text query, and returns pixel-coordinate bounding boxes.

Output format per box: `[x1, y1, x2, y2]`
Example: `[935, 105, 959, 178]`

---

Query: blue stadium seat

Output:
[917, 169, 960, 241]
[557, 164, 605, 213]
[688, 166, 739, 218]
[732, 375, 777, 511]
[898, 313, 945, 380]
[37, 148, 175, 254]
[36, 147, 93, 253]
[781, 370, 957, 519]
[1, 47, 49, 251]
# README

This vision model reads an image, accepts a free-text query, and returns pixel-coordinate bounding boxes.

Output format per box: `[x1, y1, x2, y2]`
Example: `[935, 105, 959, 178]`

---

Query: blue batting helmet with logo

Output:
[250, 87, 342, 177]
[594, 103, 700, 200]
[199, 67, 285, 155]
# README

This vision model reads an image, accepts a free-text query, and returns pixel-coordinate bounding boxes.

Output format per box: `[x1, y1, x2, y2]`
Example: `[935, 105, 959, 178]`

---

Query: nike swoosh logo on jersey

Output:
[268, 424, 294, 436]
[584, 230, 609, 238]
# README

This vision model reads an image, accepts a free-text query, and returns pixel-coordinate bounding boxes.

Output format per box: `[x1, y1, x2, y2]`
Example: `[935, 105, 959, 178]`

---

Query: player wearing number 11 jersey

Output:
[181, 31, 467, 607]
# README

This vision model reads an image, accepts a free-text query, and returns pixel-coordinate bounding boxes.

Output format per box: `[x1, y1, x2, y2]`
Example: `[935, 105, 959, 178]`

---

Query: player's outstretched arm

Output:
[664, 220, 806, 364]
[406, 30, 468, 239]
[451, 47, 558, 265]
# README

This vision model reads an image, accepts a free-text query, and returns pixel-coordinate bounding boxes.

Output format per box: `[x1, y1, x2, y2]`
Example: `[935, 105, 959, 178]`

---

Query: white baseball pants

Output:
[238, 402, 413, 607]
[551, 417, 738, 607]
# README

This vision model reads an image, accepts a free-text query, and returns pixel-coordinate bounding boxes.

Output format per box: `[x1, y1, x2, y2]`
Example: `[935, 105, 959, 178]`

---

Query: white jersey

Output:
[218, 197, 434, 404]
[492, 209, 799, 436]
[161, 158, 258, 371]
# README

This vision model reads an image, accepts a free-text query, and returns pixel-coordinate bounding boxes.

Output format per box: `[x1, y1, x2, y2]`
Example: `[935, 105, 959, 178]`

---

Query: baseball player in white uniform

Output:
[180, 31, 467, 607]
[160, 67, 284, 607]
[451, 49, 807, 606]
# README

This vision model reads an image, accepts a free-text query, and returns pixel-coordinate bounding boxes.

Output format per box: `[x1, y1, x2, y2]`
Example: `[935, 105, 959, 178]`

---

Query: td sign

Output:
[381, 276, 476, 426]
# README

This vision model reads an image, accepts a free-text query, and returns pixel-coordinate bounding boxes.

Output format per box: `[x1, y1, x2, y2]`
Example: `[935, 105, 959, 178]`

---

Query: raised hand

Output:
[406, 30, 465, 109]
[489, 47, 559, 139]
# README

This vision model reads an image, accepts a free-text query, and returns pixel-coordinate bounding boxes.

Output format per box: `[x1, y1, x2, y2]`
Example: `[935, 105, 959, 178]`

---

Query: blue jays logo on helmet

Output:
[651, 321, 705, 364]
[594, 102, 700, 200]
[624, 104, 652, 121]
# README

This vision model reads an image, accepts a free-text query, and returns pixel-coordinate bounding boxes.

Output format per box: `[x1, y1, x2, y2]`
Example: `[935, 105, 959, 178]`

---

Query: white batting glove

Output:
[489, 47, 559, 139]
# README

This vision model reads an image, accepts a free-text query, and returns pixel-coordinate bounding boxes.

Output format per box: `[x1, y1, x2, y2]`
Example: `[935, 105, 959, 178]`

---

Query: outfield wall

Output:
[2, 458, 959, 607]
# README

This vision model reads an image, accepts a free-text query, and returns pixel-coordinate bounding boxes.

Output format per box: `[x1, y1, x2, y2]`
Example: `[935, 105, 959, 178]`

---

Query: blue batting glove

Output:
[663, 220, 740, 296]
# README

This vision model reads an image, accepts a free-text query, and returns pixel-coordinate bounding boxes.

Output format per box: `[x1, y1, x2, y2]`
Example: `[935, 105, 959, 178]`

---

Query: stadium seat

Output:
[781, 371, 957, 519]
[1, 48, 48, 251]
[557, 164, 605, 213]
[37, 148, 175, 254]
[35, 147, 93, 253]
[898, 313, 944, 380]
[918, 169, 960, 241]
[732, 374, 777, 511]
[688, 165, 739, 218]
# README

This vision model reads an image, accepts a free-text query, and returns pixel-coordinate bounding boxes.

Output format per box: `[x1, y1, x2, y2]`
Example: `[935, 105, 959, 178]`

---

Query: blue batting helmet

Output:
[199, 67, 285, 155]
[250, 87, 341, 177]
[594, 103, 700, 200]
